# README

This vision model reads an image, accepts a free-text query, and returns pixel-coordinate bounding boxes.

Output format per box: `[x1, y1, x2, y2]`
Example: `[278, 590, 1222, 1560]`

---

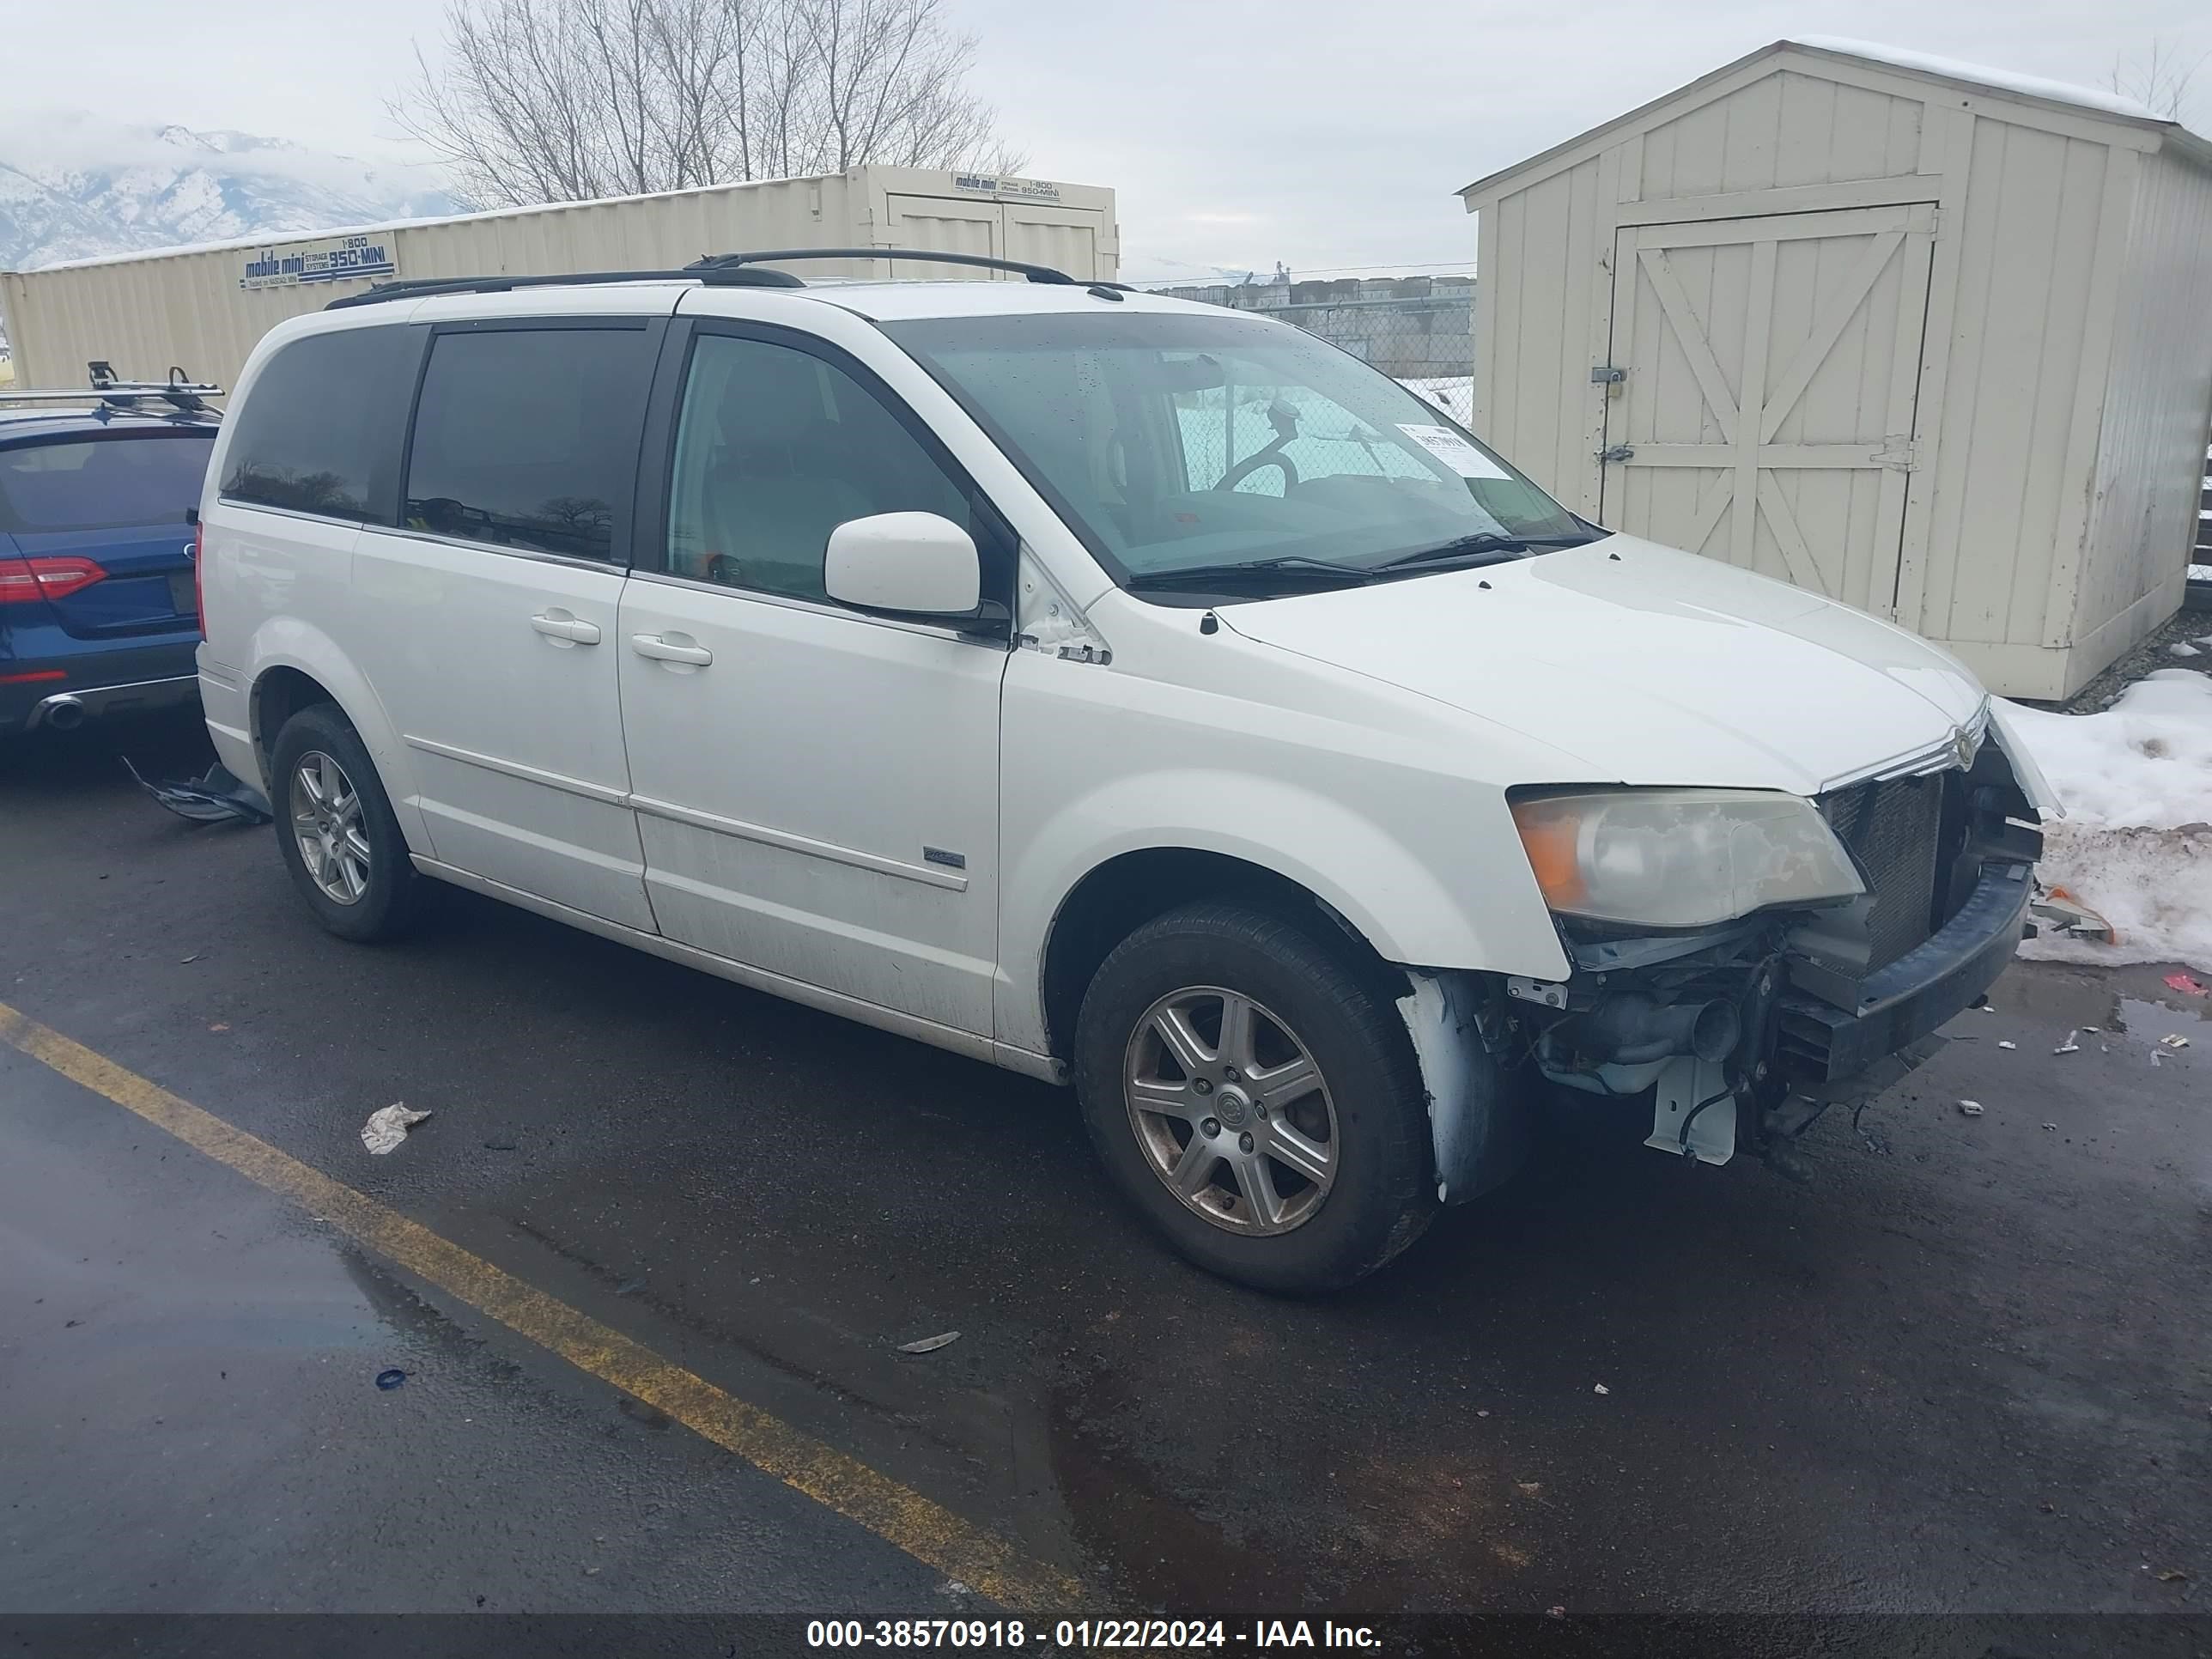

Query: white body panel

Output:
[1462, 40, 2212, 699]
[198, 280, 1999, 1091]
[349, 527, 650, 930]
[615, 573, 1006, 1036]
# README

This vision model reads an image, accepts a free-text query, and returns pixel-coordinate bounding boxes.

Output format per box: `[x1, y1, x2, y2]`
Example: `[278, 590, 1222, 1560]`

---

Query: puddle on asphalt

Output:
[1988, 962, 2212, 1050]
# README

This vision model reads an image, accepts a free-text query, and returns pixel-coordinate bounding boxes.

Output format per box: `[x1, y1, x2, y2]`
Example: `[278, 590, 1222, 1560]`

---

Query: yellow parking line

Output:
[0, 1000, 1083, 1612]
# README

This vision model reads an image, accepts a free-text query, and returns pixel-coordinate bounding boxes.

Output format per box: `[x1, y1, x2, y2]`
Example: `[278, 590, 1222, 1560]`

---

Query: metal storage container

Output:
[1, 165, 1116, 395]
[1458, 40, 2212, 699]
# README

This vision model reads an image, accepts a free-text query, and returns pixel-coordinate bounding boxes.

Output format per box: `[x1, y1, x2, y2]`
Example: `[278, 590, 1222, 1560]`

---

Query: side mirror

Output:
[823, 512, 981, 617]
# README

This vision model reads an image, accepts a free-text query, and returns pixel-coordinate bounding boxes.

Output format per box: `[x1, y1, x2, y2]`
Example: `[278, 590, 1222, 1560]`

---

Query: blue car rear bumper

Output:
[0, 635, 202, 732]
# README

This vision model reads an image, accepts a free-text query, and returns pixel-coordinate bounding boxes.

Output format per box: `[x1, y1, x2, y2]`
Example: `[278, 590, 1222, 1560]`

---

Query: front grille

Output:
[1820, 773, 1946, 969]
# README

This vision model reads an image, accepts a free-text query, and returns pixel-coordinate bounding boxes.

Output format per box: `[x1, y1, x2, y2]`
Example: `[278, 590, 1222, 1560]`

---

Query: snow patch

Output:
[1397, 375, 1474, 425]
[1790, 38, 2168, 123]
[2006, 670, 2212, 971]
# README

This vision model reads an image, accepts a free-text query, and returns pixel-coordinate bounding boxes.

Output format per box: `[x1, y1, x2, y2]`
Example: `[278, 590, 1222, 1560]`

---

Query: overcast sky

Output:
[7, 0, 2209, 277]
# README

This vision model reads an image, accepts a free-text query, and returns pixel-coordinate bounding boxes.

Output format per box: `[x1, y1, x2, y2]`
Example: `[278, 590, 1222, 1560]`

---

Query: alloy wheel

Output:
[1122, 985, 1339, 1235]
[289, 750, 370, 905]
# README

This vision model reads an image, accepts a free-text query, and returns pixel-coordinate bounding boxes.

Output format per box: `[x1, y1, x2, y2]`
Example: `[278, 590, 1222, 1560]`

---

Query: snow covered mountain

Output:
[0, 112, 463, 272]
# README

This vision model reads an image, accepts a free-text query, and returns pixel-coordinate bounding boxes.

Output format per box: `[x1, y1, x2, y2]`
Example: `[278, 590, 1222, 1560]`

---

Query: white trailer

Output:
[1459, 40, 2212, 699]
[0, 166, 1116, 394]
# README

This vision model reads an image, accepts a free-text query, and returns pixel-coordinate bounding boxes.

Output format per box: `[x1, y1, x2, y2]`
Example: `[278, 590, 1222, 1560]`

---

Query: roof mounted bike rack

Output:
[325, 246, 1081, 310]
[0, 362, 222, 412]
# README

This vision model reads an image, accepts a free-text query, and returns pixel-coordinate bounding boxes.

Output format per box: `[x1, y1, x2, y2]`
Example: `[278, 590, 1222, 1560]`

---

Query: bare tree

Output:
[393, 0, 1024, 209]
[2108, 38, 2208, 125]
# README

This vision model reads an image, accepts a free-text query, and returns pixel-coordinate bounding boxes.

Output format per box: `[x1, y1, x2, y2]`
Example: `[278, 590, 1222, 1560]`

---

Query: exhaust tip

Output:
[41, 695, 88, 731]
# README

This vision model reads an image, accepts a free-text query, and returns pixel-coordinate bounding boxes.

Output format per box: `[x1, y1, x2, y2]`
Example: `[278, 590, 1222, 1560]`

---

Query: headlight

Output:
[1510, 788, 1863, 928]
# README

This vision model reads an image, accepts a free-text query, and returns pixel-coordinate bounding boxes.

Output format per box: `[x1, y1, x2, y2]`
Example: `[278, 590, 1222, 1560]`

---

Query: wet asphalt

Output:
[2, 709, 2208, 1637]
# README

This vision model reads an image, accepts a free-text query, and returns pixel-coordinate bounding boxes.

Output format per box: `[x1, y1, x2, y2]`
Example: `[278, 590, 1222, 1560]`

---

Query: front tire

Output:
[1073, 902, 1436, 1292]
[270, 703, 422, 942]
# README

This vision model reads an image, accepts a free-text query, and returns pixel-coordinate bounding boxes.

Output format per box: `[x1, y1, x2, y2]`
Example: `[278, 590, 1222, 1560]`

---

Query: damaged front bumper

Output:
[1775, 860, 2032, 1083]
[1401, 860, 2033, 1195]
[1405, 729, 2043, 1189]
[1501, 853, 2034, 1170]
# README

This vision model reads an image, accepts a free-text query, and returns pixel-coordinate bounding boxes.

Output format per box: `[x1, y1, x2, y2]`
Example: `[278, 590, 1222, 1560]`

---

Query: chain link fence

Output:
[1144, 272, 1474, 425]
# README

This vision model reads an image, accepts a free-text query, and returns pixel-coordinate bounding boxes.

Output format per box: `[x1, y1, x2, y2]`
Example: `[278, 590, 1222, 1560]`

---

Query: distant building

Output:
[1150, 272, 1474, 379]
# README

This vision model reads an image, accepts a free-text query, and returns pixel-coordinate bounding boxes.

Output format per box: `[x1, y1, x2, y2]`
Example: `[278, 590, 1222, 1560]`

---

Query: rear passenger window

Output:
[665, 333, 972, 602]
[0, 433, 215, 533]
[404, 326, 653, 562]
[222, 326, 410, 522]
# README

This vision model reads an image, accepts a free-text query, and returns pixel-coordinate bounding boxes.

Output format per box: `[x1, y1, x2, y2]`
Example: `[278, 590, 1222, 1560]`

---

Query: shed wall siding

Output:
[1912, 119, 2116, 661]
[2078, 146, 2212, 651]
[1471, 155, 1605, 496]
[1636, 72, 1927, 198]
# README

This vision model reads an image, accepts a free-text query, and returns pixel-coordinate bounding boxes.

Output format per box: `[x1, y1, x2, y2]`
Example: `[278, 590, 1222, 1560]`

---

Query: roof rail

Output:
[0, 362, 222, 413]
[326, 265, 804, 310]
[689, 248, 1078, 284]
[325, 246, 1080, 310]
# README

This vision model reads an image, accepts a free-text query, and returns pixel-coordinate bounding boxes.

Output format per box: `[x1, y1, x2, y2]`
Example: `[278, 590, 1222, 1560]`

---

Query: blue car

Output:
[0, 402, 216, 736]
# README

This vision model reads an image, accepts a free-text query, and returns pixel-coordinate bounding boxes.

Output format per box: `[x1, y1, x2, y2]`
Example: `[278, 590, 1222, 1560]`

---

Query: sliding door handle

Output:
[630, 632, 713, 666]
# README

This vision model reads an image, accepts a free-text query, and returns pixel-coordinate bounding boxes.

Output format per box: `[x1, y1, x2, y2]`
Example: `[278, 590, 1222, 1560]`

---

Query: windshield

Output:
[882, 309, 1593, 598]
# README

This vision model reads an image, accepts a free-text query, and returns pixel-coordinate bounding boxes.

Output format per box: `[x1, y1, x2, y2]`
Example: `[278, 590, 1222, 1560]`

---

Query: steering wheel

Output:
[1215, 449, 1300, 493]
[1212, 395, 1304, 493]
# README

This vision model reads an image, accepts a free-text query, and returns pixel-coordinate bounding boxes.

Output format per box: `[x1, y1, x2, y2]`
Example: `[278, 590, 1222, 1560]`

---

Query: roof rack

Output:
[325, 246, 1080, 310]
[326, 265, 803, 310]
[0, 362, 222, 413]
[689, 248, 1078, 284]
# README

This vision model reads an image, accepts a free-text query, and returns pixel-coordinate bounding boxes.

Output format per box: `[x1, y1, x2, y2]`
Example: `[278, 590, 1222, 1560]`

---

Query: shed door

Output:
[1602, 204, 1936, 617]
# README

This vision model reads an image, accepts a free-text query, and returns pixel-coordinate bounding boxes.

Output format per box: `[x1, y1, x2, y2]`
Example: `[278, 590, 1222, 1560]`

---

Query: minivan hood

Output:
[1220, 536, 1985, 797]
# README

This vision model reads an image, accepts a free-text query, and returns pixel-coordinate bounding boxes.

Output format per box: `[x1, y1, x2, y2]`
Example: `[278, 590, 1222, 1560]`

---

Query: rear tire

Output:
[270, 703, 422, 942]
[1073, 902, 1435, 1292]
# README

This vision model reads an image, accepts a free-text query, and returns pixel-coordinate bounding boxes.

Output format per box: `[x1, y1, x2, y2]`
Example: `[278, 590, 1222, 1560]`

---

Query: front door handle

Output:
[531, 611, 601, 645]
[630, 632, 713, 666]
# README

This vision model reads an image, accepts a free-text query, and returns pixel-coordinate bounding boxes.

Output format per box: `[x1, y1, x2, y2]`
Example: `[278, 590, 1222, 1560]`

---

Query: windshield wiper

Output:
[1376, 532, 1592, 573]
[1124, 555, 1376, 592]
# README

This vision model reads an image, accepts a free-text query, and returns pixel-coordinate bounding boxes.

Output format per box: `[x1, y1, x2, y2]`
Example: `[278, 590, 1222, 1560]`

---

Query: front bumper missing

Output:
[1776, 861, 2033, 1084]
[1521, 860, 2034, 1170]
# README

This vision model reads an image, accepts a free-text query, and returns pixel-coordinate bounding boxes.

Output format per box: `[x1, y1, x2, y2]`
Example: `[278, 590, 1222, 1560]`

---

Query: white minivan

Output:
[194, 252, 2053, 1291]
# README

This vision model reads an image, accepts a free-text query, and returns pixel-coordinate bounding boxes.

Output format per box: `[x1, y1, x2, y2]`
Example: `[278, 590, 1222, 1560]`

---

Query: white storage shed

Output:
[0, 164, 1116, 398]
[1460, 39, 2212, 699]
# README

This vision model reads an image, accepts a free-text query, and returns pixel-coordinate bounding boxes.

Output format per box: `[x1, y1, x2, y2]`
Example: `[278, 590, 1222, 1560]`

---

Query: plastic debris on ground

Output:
[374, 1369, 407, 1390]
[361, 1103, 431, 1155]
[1959, 1101, 1985, 1117]
[2004, 672, 2212, 971]
[1997, 1040, 2017, 1050]
[2052, 1030, 2081, 1054]
[2030, 887, 2119, 945]
[2160, 1034, 2191, 1049]
[896, 1331, 961, 1354]
[122, 757, 274, 826]
[1592, 1383, 1610, 1395]
[2166, 973, 2209, 996]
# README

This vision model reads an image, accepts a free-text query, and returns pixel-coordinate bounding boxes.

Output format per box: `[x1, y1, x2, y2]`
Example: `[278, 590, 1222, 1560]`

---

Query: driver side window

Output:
[666, 332, 970, 603]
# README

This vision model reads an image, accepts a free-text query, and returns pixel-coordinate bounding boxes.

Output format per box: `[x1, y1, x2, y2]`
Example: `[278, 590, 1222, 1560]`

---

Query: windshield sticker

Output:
[1395, 424, 1510, 480]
